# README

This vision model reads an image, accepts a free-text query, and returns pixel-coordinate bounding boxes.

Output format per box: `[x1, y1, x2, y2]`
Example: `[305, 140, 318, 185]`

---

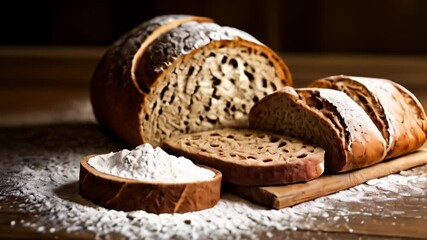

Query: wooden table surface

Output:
[1, 47, 427, 239]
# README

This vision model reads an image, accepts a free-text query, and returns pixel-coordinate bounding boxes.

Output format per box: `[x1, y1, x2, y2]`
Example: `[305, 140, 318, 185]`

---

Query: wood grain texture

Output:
[229, 148, 427, 210]
[79, 155, 222, 213]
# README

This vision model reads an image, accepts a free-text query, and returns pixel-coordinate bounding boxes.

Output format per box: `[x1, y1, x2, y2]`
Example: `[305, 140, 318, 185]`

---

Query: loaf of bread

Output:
[91, 15, 292, 147]
[162, 128, 325, 186]
[309, 75, 427, 159]
[249, 87, 387, 172]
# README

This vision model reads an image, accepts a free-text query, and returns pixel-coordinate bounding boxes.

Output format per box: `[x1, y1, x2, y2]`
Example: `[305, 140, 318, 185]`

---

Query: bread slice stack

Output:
[250, 76, 427, 172]
[309, 75, 427, 159]
[91, 15, 292, 147]
[249, 86, 388, 172]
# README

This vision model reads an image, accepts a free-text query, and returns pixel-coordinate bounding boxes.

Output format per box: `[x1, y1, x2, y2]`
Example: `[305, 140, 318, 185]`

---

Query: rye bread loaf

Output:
[91, 15, 292, 147]
[249, 87, 387, 172]
[309, 75, 427, 159]
[162, 128, 325, 186]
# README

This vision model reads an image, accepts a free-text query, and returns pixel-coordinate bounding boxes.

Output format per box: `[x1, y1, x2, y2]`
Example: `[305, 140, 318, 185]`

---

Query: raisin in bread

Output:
[309, 75, 427, 159]
[162, 128, 325, 186]
[249, 87, 387, 172]
[91, 15, 292, 147]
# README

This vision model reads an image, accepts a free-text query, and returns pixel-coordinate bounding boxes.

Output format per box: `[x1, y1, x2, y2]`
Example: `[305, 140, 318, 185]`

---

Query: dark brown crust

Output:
[132, 17, 214, 93]
[91, 15, 212, 146]
[79, 155, 222, 213]
[136, 21, 291, 91]
[91, 15, 292, 147]
[162, 129, 324, 186]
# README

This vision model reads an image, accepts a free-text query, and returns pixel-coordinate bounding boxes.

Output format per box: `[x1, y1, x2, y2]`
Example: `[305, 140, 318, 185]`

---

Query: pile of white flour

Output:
[88, 144, 215, 183]
[1, 124, 426, 239]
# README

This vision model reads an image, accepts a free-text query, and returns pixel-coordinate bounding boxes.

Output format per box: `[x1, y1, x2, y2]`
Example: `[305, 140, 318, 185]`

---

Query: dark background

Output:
[1, 0, 427, 54]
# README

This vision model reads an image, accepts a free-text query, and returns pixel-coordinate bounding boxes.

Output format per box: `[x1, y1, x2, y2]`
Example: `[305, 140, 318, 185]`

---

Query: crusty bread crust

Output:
[91, 15, 291, 147]
[79, 155, 222, 213]
[91, 15, 212, 146]
[131, 17, 214, 93]
[389, 80, 427, 136]
[310, 75, 427, 159]
[250, 87, 387, 172]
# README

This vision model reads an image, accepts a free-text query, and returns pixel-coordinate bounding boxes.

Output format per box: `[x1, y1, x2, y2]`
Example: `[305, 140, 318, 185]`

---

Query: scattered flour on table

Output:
[1, 125, 426, 239]
[88, 144, 215, 183]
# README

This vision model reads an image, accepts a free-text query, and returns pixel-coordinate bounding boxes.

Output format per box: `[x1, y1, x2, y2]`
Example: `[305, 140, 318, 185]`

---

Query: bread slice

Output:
[249, 87, 387, 172]
[162, 128, 325, 186]
[309, 75, 427, 159]
[79, 155, 222, 213]
[91, 15, 292, 147]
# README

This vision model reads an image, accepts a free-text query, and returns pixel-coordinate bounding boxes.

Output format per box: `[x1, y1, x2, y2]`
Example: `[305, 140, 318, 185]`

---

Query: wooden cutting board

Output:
[228, 148, 427, 209]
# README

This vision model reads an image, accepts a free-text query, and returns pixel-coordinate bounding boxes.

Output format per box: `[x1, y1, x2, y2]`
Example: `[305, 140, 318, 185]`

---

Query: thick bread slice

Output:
[162, 128, 325, 186]
[91, 15, 292, 147]
[79, 155, 222, 213]
[309, 75, 427, 159]
[249, 87, 387, 172]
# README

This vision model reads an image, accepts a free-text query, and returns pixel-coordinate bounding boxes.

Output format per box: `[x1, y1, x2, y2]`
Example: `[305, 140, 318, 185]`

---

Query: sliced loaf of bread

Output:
[162, 128, 325, 186]
[249, 87, 387, 172]
[309, 75, 427, 159]
[91, 15, 292, 147]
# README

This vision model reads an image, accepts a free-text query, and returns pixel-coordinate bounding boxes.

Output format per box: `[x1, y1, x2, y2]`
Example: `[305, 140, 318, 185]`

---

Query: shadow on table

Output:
[54, 181, 99, 208]
[54, 181, 103, 208]
[0, 122, 125, 155]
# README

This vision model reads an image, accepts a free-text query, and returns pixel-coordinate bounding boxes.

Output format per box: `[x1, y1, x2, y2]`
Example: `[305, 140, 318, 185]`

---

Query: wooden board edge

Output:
[225, 184, 278, 209]
[229, 149, 427, 209]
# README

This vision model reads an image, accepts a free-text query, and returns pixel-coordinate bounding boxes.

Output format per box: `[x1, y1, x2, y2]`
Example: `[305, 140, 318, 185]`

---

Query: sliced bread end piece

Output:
[310, 75, 427, 159]
[250, 87, 387, 172]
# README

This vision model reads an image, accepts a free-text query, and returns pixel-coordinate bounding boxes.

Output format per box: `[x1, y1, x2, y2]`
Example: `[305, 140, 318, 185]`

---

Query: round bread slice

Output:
[249, 87, 387, 173]
[162, 128, 325, 186]
[309, 75, 427, 159]
[91, 15, 292, 147]
[79, 155, 222, 213]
